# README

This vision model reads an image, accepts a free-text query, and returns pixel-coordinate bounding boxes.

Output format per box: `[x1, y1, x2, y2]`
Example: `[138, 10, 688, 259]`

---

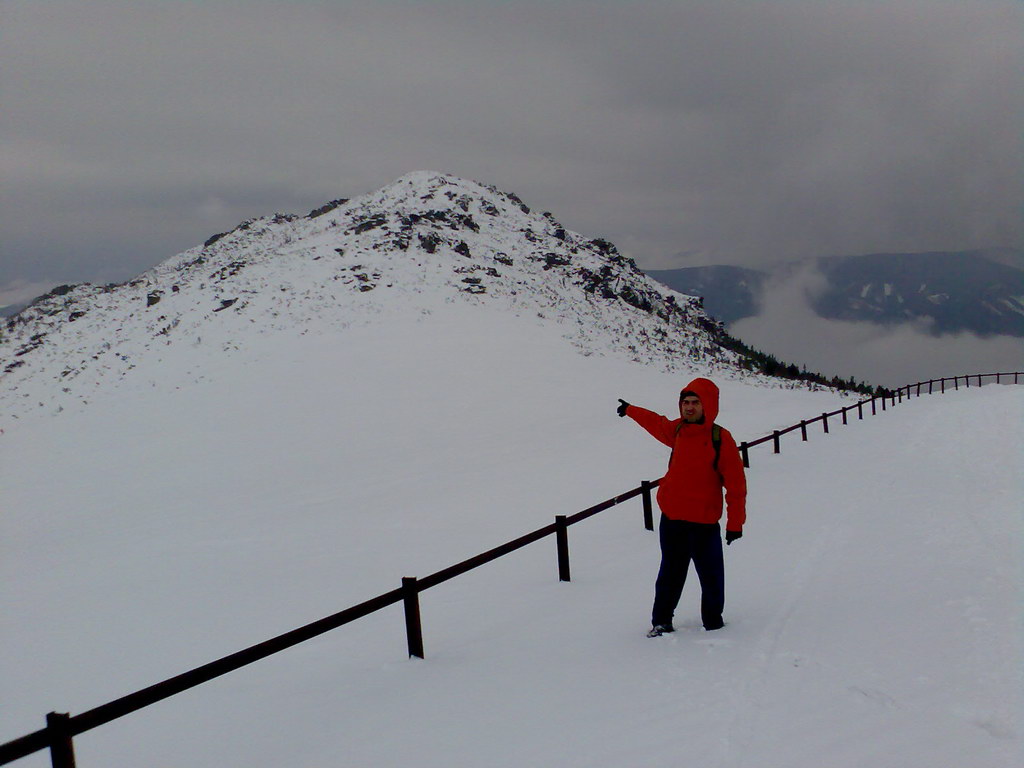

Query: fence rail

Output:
[737, 371, 1020, 465]
[2, 370, 1019, 767]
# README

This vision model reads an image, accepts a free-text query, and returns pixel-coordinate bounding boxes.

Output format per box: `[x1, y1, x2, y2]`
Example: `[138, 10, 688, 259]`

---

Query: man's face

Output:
[680, 395, 704, 423]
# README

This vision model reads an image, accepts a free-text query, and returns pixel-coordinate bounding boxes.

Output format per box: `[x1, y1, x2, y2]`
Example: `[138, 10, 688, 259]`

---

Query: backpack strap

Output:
[711, 423, 722, 476]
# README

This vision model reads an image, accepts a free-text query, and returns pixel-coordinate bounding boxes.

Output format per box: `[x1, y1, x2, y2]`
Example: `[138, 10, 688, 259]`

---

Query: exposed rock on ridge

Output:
[1, 172, 757, 419]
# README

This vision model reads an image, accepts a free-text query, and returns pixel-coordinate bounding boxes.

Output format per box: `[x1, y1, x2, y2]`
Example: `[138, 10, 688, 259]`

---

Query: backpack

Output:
[671, 422, 723, 477]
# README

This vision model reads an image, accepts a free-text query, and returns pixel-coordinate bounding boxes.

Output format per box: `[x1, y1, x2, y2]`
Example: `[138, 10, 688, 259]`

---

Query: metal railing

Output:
[2, 370, 1019, 767]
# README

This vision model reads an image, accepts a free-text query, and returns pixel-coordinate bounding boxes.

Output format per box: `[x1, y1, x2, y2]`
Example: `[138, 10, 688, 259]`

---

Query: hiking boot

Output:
[646, 624, 675, 638]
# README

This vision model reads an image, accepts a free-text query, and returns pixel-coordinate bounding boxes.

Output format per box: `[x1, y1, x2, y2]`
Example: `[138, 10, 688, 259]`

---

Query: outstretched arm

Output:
[617, 400, 676, 447]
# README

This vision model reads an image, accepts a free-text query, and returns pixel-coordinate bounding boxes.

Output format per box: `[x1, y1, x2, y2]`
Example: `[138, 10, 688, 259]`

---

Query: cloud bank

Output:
[2, 0, 1021, 288]
[729, 265, 1024, 388]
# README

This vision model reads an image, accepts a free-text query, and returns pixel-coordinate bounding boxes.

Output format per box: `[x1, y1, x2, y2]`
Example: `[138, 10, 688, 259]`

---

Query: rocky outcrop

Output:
[0, 171, 770, 420]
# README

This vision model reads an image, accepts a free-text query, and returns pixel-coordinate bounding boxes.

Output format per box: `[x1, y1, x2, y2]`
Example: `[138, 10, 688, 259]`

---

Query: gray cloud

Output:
[729, 263, 1024, 388]
[2, 0, 1021, 290]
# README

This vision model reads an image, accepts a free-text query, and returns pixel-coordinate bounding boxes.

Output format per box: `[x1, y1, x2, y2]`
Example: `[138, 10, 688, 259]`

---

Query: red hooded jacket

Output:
[626, 377, 746, 531]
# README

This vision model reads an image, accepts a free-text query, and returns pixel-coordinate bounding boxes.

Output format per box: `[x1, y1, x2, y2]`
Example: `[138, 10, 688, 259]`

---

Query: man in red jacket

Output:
[617, 377, 746, 635]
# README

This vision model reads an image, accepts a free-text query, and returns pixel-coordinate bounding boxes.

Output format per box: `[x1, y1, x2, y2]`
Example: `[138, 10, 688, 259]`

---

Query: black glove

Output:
[726, 530, 742, 545]
[617, 399, 630, 417]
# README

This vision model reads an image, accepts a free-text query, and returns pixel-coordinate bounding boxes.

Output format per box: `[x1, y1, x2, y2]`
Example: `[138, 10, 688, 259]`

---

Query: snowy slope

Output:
[1, 172, 773, 426]
[2, 307, 1020, 767]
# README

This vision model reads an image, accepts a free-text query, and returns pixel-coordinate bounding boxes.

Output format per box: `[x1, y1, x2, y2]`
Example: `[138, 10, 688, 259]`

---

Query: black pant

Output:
[652, 517, 725, 630]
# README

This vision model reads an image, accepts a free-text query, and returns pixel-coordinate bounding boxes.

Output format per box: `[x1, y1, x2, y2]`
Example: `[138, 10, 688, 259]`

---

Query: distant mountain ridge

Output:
[2, 172, 799, 421]
[0, 302, 28, 318]
[646, 265, 768, 326]
[648, 249, 1024, 337]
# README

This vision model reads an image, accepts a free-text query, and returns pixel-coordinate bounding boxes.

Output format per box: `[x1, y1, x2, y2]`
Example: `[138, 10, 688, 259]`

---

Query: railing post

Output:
[800, 420, 807, 441]
[641, 481, 654, 531]
[46, 712, 76, 768]
[977, 374, 983, 387]
[857, 401, 863, 420]
[997, 373, 1001, 384]
[966, 375, 970, 388]
[941, 378, 945, 393]
[772, 430, 780, 454]
[928, 380, 933, 394]
[871, 397, 877, 415]
[402, 577, 424, 659]
[898, 388, 903, 403]
[881, 395, 887, 411]
[954, 376, 959, 390]
[822, 413, 829, 434]
[555, 515, 571, 582]
[740, 441, 749, 468]
[842, 407, 848, 425]
[916, 383, 921, 397]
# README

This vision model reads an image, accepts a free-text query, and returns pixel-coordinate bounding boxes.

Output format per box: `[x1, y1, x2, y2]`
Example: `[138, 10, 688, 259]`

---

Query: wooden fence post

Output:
[773, 431, 781, 454]
[800, 420, 807, 441]
[402, 577, 424, 659]
[941, 378, 945, 393]
[954, 376, 959, 390]
[740, 442, 750, 468]
[857, 401, 863, 420]
[871, 397, 877, 415]
[929, 380, 933, 394]
[842, 407, 848, 425]
[641, 481, 654, 531]
[555, 516, 571, 582]
[46, 712, 76, 768]
[822, 413, 829, 434]
[881, 395, 887, 411]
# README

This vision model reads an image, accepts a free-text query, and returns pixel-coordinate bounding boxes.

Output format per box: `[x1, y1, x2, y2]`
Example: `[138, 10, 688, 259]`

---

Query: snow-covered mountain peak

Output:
[1, 172, 766, 422]
[368, 170, 527, 211]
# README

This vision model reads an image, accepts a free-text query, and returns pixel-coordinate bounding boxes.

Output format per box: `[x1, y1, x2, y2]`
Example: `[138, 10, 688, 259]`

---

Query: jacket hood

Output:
[680, 377, 720, 424]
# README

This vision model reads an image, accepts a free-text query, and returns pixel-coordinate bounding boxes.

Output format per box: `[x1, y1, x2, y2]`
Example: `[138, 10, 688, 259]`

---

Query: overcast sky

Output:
[2, 0, 1021, 301]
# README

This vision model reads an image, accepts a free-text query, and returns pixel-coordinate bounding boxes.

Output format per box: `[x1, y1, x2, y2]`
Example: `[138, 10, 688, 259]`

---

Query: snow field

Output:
[2, 307, 1020, 767]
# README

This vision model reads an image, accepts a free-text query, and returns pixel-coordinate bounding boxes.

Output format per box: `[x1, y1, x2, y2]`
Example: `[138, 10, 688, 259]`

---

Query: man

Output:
[617, 377, 746, 635]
